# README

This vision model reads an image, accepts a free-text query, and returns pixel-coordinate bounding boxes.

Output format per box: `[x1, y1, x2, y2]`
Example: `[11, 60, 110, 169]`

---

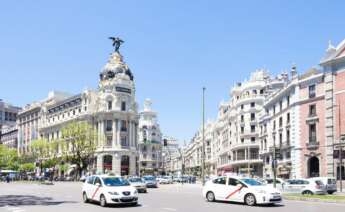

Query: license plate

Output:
[122, 196, 133, 199]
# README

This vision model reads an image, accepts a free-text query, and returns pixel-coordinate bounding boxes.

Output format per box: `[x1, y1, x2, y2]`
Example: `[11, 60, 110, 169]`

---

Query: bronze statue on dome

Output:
[109, 37, 124, 52]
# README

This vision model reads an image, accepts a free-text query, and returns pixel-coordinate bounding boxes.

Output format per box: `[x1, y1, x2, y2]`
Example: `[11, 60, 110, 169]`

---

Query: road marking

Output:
[161, 208, 177, 211]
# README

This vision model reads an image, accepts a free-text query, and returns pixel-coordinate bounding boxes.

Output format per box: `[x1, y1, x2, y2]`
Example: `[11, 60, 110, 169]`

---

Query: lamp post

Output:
[202, 87, 206, 186]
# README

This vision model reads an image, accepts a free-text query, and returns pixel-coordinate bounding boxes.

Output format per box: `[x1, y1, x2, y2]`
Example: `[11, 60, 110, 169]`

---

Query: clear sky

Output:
[0, 0, 344, 143]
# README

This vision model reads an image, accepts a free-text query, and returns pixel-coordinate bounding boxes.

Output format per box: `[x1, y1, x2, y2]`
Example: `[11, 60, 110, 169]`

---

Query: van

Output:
[311, 177, 337, 194]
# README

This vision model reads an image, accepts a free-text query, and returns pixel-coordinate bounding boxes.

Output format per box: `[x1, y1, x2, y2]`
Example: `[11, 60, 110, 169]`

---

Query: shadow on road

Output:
[88, 202, 142, 208]
[0, 195, 77, 207]
[217, 201, 284, 207]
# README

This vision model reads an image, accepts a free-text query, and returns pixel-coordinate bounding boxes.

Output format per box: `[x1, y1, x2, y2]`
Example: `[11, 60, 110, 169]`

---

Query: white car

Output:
[311, 177, 337, 194]
[159, 176, 173, 184]
[128, 177, 147, 193]
[284, 179, 326, 195]
[202, 176, 282, 206]
[82, 175, 139, 207]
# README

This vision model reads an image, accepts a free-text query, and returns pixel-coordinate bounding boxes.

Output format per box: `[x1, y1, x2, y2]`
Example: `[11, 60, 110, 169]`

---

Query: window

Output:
[94, 177, 102, 186]
[309, 84, 316, 98]
[273, 106, 276, 115]
[286, 151, 291, 159]
[287, 130, 290, 145]
[251, 125, 255, 133]
[287, 95, 290, 106]
[241, 104, 244, 110]
[279, 117, 282, 127]
[241, 126, 244, 134]
[251, 102, 255, 108]
[251, 137, 255, 143]
[287, 113, 290, 124]
[279, 100, 283, 111]
[241, 138, 244, 143]
[273, 120, 276, 130]
[87, 176, 95, 184]
[108, 101, 112, 110]
[213, 177, 226, 185]
[309, 124, 317, 143]
[279, 133, 282, 147]
[121, 101, 126, 111]
[228, 178, 242, 186]
[251, 113, 255, 121]
[106, 136, 112, 146]
[106, 120, 113, 131]
[121, 120, 127, 131]
[253, 90, 257, 95]
[309, 104, 316, 116]
[241, 115, 244, 122]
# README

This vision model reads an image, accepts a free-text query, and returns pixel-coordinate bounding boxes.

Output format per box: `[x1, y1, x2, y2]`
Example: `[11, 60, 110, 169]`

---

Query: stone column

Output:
[128, 121, 131, 147]
[112, 120, 116, 148]
[97, 120, 101, 147]
[129, 154, 136, 176]
[100, 120, 104, 146]
[117, 120, 121, 147]
[112, 153, 121, 175]
[97, 154, 103, 174]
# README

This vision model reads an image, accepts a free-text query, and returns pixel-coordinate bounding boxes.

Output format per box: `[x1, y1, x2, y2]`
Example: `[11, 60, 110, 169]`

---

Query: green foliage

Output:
[18, 163, 35, 172]
[30, 138, 49, 159]
[0, 145, 18, 170]
[60, 121, 97, 173]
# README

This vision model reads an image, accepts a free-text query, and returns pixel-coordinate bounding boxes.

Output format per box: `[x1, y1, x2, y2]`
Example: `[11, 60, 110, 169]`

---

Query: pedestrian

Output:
[6, 175, 10, 183]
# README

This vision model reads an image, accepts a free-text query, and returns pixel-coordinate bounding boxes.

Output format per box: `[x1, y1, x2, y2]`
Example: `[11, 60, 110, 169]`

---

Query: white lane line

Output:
[161, 208, 177, 211]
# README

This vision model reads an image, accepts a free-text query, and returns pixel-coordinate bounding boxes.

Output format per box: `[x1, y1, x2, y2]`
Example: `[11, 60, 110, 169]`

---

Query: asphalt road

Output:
[0, 182, 344, 212]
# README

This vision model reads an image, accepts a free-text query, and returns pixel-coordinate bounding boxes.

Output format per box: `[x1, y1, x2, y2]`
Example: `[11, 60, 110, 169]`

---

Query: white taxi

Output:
[202, 175, 282, 206]
[82, 175, 138, 207]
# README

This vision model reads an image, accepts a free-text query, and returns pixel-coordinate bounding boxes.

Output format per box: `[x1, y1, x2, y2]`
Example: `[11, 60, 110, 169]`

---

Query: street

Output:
[0, 182, 345, 212]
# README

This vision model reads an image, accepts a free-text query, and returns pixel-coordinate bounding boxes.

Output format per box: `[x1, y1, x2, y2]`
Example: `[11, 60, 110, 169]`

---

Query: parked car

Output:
[311, 177, 337, 194]
[284, 179, 326, 195]
[143, 176, 158, 188]
[82, 175, 138, 207]
[159, 176, 173, 184]
[202, 175, 282, 206]
[128, 177, 147, 193]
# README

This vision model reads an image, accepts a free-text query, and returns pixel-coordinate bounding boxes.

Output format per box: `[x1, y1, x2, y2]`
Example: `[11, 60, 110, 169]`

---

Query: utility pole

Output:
[202, 87, 206, 186]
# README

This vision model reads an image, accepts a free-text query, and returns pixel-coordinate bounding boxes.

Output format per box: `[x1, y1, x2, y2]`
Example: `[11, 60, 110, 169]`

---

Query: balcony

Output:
[307, 140, 319, 150]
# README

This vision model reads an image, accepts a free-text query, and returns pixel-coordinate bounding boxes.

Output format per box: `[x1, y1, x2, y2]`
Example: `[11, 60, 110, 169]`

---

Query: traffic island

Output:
[283, 194, 345, 204]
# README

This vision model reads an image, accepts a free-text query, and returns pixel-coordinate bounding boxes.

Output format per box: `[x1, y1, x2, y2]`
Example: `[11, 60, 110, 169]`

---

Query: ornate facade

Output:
[138, 99, 163, 175]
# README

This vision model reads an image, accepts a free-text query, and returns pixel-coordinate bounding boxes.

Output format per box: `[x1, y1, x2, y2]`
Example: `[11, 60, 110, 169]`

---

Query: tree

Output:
[19, 163, 35, 173]
[30, 139, 49, 159]
[60, 121, 97, 180]
[0, 145, 18, 170]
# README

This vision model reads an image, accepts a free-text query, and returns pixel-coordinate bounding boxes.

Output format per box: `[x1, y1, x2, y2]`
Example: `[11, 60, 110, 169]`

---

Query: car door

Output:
[225, 178, 245, 202]
[212, 177, 227, 200]
[91, 177, 103, 201]
[85, 176, 95, 197]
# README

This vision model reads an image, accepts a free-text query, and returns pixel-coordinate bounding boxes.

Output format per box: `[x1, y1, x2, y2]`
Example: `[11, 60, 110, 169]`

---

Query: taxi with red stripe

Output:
[202, 175, 282, 206]
[82, 175, 138, 207]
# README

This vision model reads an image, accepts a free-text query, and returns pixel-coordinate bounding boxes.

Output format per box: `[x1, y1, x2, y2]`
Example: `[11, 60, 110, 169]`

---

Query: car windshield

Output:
[143, 176, 155, 181]
[129, 178, 143, 183]
[241, 178, 262, 186]
[102, 177, 130, 186]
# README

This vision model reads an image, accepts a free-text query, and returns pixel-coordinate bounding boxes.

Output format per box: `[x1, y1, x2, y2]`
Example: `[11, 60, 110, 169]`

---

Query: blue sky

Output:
[0, 0, 344, 143]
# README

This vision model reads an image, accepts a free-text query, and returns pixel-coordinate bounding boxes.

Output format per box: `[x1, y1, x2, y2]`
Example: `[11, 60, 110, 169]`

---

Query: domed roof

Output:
[100, 52, 134, 81]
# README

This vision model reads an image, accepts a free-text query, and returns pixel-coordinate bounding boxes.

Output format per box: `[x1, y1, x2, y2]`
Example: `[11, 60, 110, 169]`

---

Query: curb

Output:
[283, 196, 345, 204]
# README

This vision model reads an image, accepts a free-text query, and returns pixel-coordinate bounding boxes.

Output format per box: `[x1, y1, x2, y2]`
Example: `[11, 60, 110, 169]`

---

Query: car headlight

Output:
[108, 191, 119, 195]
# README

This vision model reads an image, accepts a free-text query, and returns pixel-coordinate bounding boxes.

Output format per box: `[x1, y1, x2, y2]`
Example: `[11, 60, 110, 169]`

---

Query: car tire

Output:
[327, 191, 334, 194]
[82, 192, 89, 203]
[206, 191, 216, 202]
[245, 193, 256, 206]
[302, 190, 313, 195]
[100, 194, 107, 207]
[130, 202, 138, 206]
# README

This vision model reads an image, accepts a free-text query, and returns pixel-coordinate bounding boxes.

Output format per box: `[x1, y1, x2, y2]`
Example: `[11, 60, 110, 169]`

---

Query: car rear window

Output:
[315, 180, 324, 186]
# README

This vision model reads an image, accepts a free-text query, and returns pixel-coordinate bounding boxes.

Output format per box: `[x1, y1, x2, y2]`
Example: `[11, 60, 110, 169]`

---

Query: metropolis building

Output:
[19, 41, 140, 176]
